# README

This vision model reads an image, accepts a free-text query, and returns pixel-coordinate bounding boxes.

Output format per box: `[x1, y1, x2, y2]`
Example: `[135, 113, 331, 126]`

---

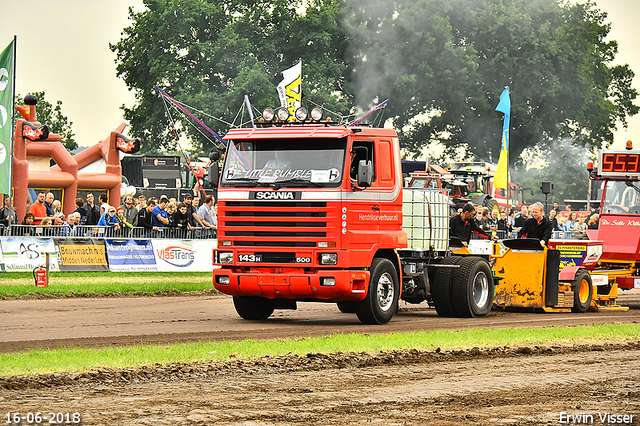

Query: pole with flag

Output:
[0, 37, 16, 197]
[494, 87, 510, 205]
[277, 61, 302, 120]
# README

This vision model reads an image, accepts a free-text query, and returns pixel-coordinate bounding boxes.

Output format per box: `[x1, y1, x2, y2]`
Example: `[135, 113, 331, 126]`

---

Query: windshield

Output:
[220, 138, 347, 188]
[602, 180, 640, 214]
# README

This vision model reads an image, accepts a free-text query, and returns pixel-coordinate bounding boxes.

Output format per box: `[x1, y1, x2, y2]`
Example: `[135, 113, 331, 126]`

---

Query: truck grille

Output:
[222, 200, 331, 248]
[257, 252, 297, 263]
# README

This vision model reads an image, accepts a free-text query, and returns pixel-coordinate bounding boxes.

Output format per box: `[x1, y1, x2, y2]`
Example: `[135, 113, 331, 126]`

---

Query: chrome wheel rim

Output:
[377, 272, 395, 312]
[473, 272, 489, 308]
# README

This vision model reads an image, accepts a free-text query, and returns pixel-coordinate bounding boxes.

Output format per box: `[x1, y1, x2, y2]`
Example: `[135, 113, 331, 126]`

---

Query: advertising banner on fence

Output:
[56, 238, 109, 271]
[0, 237, 60, 271]
[106, 239, 157, 271]
[153, 239, 217, 272]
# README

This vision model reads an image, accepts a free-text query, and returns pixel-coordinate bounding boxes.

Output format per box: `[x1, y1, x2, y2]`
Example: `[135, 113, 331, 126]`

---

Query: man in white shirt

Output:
[197, 195, 217, 236]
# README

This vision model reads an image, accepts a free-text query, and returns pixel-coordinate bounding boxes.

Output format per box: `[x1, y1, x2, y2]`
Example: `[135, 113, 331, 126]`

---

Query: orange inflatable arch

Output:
[12, 95, 135, 222]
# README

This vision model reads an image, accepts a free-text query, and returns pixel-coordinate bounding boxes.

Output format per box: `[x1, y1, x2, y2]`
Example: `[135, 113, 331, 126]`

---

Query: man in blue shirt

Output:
[97, 205, 121, 237]
[152, 196, 170, 228]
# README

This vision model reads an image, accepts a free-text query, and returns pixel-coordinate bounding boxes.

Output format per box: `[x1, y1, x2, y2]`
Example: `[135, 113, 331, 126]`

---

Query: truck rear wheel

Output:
[451, 257, 494, 318]
[431, 256, 463, 317]
[356, 258, 399, 324]
[571, 269, 593, 313]
[233, 296, 275, 320]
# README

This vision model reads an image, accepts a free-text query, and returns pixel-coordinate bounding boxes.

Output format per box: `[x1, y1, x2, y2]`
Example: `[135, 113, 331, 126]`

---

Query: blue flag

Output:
[494, 87, 510, 189]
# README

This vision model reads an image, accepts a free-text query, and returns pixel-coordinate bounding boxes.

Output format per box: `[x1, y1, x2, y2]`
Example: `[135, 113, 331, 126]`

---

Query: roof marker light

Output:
[262, 108, 275, 122]
[277, 107, 290, 121]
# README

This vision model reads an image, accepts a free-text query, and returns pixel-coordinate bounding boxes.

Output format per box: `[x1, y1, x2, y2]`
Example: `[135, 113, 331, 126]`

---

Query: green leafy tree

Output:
[342, 0, 638, 162]
[113, 0, 637, 165]
[110, 0, 350, 155]
[510, 141, 596, 207]
[16, 91, 76, 150]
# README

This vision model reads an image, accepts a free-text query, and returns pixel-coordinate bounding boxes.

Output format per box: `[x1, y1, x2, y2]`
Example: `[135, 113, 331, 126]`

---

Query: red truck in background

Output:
[211, 110, 495, 324]
[408, 161, 525, 212]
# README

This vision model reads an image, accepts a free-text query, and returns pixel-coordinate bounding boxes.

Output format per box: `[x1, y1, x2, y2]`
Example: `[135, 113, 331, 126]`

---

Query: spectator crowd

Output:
[0, 191, 217, 239]
[450, 200, 600, 245]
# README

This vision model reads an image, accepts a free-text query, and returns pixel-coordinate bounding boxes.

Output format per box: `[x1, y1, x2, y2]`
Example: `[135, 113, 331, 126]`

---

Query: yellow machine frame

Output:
[451, 239, 628, 312]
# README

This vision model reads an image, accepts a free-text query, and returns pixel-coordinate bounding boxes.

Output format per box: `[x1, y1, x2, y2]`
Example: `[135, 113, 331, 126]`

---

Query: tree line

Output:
[18, 0, 638, 204]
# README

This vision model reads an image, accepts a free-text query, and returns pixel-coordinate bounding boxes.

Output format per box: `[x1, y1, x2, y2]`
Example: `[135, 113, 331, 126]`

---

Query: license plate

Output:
[238, 254, 262, 262]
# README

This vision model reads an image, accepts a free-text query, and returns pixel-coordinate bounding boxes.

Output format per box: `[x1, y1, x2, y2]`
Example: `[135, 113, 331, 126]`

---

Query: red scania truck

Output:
[211, 108, 494, 324]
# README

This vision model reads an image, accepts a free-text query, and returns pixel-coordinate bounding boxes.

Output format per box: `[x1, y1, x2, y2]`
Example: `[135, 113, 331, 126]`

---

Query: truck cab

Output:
[213, 124, 407, 324]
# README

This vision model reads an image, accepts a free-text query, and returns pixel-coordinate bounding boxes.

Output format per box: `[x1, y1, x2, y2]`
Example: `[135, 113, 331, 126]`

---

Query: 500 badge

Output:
[296, 257, 311, 263]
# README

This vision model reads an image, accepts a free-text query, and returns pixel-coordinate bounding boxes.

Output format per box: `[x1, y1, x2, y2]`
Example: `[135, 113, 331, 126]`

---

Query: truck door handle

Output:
[372, 206, 380, 211]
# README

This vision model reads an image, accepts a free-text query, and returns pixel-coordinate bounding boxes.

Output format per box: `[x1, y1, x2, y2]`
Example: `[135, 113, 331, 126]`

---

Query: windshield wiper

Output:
[277, 178, 325, 187]
[224, 177, 272, 187]
[626, 181, 640, 195]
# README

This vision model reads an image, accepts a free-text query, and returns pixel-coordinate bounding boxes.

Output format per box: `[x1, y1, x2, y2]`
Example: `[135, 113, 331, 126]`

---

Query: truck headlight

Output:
[218, 252, 234, 264]
[319, 253, 338, 265]
[321, 277, 336, 286]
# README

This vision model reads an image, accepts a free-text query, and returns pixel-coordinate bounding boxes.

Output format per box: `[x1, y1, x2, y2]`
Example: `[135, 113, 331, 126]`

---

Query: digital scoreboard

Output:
[598, 150, 640, 177]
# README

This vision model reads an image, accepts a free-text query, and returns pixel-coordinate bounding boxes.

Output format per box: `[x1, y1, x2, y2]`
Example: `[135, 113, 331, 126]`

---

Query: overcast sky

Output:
[0, 0, 638, 151]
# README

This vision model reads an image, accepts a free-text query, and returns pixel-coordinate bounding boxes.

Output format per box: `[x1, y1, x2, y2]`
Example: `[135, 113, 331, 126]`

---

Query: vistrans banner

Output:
[106, 239, 157, 271]
[153, 239, 217, 272]
[56, 238, 108, 271]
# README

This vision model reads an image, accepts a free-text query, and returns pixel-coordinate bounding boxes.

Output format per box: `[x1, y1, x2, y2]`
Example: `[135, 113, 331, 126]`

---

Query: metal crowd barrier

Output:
[469, 229, 587, 240]
[470, 229, 511, 240]
[3, 224, 216, 239]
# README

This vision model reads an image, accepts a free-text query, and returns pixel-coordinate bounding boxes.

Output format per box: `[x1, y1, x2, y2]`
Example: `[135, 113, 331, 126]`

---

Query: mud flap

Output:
[545, 249, 561, 307]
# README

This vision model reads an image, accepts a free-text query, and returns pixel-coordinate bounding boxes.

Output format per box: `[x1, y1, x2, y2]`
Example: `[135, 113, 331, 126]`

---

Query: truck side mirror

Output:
[357, 160, 373, 187]
[208, 161, 220, 188]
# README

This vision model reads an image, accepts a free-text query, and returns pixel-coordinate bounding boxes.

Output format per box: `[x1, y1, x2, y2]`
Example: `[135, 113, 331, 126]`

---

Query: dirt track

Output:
[1, 292, 640, 424]
[2, 292, 640, 353]
[1, 343, 639, 425]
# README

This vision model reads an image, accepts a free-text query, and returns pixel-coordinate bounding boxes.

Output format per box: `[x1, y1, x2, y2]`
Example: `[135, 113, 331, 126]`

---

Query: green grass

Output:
[2, 323, 639, 377]
[0, 272, 214, 297]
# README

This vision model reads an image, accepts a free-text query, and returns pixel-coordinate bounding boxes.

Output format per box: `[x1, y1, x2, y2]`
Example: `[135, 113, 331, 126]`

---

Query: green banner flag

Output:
[0, 39, 15, 195]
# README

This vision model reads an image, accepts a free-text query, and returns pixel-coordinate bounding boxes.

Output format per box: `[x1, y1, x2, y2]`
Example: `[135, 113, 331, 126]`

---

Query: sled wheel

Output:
[571, 269, 593, 313]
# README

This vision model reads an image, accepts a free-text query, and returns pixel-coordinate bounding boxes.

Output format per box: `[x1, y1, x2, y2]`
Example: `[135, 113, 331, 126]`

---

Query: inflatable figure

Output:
[12, 95, 139, 221]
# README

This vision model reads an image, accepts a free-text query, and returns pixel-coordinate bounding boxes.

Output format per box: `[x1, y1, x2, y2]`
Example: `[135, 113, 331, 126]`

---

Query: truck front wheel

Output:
[337, 302, 357, 313]
[356, 258, 399, 324]
[451, 257, 494, 318]
[233, 296, 275, 320]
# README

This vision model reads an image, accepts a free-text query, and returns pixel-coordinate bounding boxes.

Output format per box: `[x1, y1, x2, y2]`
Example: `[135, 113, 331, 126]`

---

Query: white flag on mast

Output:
[277, 61, 301, 119]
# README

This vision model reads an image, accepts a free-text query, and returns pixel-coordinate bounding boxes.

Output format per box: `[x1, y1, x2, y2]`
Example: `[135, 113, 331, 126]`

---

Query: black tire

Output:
[337, 301, 357, 313]
[355, 258, 399, 324]
[484, 198, 498, 212]
[232, 296, 275, 320]
[571, 269, 593, 313]
[451, 256, 494, 318]
[431, 256, 463, 317]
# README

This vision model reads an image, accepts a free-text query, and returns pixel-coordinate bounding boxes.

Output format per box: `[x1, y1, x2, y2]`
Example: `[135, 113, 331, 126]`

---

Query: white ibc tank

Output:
[402, 188, 450, 251]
